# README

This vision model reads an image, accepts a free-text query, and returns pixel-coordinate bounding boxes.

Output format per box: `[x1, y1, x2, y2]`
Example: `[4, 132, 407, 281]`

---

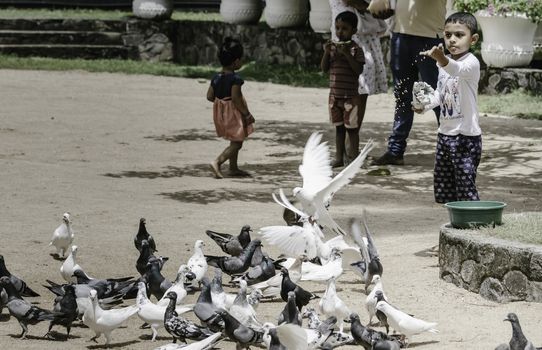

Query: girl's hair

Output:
[218, 37, 244, 66]
[335, 11, 358, 29]
[445, 12, 478, 35]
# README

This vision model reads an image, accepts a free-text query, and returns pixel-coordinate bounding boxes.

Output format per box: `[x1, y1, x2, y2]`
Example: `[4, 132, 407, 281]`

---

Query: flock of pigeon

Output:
[0, 132, 540, 350]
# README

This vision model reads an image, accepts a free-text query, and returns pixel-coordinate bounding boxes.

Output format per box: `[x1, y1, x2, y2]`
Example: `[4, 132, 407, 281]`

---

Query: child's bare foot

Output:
[229, 169, 251, 177]
[210, 161, 223, 179]
[331, 159, 344, 168]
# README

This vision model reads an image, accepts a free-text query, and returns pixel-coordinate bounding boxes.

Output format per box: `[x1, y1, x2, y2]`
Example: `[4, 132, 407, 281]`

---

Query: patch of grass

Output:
[479, 89, 542, 120]
[477, 212, 542, 245]
[0, 7, 221, 21]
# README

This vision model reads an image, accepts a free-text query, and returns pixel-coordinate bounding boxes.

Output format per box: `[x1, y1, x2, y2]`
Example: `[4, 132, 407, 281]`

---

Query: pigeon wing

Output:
[276, 323, 309, 350]
[299, 132, 333, 194]
[258, 225, 317, 259]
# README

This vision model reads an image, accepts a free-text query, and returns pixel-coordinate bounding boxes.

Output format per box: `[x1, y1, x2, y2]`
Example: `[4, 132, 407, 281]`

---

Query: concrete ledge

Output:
[439, 224, 542, 303]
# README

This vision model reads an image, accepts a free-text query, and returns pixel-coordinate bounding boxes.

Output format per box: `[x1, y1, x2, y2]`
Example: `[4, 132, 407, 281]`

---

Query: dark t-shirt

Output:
[210, 72, 244, 99]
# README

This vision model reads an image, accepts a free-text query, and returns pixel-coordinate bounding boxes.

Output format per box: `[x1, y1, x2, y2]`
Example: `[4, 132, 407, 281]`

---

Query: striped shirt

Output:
[329, 43, 365, 98]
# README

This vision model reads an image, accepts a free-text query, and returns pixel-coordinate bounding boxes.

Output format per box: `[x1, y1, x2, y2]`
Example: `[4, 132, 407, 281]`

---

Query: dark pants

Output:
[434, 133, 482, 204]
[387, 33, 442, 157]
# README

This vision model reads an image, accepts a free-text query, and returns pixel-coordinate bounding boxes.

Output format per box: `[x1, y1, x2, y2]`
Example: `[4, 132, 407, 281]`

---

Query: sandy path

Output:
[0, 69, 541, 349]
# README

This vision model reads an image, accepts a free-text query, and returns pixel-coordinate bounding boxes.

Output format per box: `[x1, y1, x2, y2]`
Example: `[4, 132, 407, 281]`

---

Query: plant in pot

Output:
[453, 0, 542, 67]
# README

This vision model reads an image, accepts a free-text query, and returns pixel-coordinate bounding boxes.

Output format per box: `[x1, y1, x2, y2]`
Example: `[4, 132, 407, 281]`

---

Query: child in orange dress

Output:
[206, 37, 255, 179]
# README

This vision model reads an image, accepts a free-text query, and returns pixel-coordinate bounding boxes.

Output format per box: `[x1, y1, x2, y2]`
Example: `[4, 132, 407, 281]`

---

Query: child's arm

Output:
[206, 86, 215, 102]
[419, 43, 448, 67]
[320, 40, 333, 73]
[231, 84, 250, 116]
[336, 44, 364, 76]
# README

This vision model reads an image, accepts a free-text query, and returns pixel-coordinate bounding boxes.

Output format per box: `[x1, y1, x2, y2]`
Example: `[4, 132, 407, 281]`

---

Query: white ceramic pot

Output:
[309, 0, 331, 33]
[265, 0, 309, 29]
[220, 0, 263, 24]
[132, 0, 173, 20]
[476, 11, 537, 67]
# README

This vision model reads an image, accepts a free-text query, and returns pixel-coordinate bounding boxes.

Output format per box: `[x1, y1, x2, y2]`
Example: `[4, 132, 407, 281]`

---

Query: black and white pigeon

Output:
[163, 291, 214, 343]
[193, 277, 224, 332]
[135, 217, 157, 253]
[496, 313, 542, 350]
[144, 260, 172, 301]
[280, 268, 318, 311]
[205, 239, 262, 276]
[234, 252, 277, 286]
[217, 309, 264, 349]
[137, 240, 169, 276]
[0, 254, 40, 297]
[278, 291, 302, 326]
[374, 290, 390, 334]
[0, 276, 55, 339]
[300, 309, 353, 349]
[205, 225, 252, 256]
[72, 269, 136, 300]
[349, 312, 399, 350]
[45, 284, 78, 339]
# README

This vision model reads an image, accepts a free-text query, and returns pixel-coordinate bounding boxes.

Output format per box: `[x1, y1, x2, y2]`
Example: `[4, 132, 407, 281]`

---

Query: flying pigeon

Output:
[276, 133, 374, 235]
[498, 313, 542, 350]
[205, 239, 262, 276]
[186, 240, 208, 288]
[0, 276, 55, 339]
[0, 254, 40, 297]
[280, 268, 318, 311]
[319, 276, 351, 332]
[134, 217, 157, 253]
[49, 212, 74, 259]
[44, 284, 78, 339]
[136, 283, 192, 341]
[375, 300, 439, 344]
[349, 214, 383, 292]
[163, 291, 213, 343]
[60, 245, 93, 283]
[205, 225, 252, 256]
[82, 289, 139, 345]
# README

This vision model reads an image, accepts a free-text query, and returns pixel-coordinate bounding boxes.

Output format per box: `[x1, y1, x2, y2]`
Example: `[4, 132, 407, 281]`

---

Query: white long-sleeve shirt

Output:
[424, 52, 481, 136]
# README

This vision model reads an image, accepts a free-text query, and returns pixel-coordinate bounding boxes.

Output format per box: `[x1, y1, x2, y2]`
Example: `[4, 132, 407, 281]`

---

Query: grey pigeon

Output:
[503, 313, 541, 350]
[144, 260, 172, 301]
[205, 225, 252, 256]
[163, 291, 214, 343]
[280, 268, 318, 311]
[205, 239, 262, 276]
[45, 284, 78, 339]
[0, 254, 40, 297]
[43, 279, 124, 308]
[373, 339, 402, 350]
[0, 276, 55, 339]
[135, 218, 157, 253]
[193, 277, 224, 332]
[72, 269, 136, 300]
[236, 253, 276, 286]
[217, 309, 263, 349]
[350, 313, 398, 350]
[278, 291, 301, 326]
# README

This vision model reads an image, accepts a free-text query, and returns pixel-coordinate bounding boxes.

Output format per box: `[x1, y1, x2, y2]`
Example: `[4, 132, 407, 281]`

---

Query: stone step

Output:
[0, 44, 138, 59]
[0, 18, 129, 32]
[0, 30, 125, 45]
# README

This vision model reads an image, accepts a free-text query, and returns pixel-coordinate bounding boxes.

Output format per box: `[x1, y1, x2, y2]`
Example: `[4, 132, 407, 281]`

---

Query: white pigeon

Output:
[50, 212, 75, 258]
[136, 282, 192, 341]
[301, 248, 343, 282]
[82, 289, 140, 345]
[60, 245, 93, 283]
[278, 133, 374, 235]
[153, 332, 222, 350]
[319, 277, 351, 332]
[251, 256, 303, 298]
[157, 265, 191, 307]
[229, 280, 261, 328]
[375, 300, 439, 344]
[186, 240, 207, 287]
[366, 275, 386, 325]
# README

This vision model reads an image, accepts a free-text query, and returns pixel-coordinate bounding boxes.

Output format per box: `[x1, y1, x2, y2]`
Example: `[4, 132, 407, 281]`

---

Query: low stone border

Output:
[439, 224, 542, 303]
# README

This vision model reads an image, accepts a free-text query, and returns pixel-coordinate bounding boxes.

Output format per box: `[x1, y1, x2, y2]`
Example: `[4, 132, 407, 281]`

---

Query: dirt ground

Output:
[0, 69, 541, 350]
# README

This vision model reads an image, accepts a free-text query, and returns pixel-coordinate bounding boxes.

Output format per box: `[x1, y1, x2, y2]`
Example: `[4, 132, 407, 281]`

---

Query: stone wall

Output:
[480, 67, 542, 95]
[439, 225, 542, 303]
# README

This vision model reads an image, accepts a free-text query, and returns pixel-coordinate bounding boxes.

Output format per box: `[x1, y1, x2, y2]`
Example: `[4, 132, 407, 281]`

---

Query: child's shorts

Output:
[329, 94, 363, 129]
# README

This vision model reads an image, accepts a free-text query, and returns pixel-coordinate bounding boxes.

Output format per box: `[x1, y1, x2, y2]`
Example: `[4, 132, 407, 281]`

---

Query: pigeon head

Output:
[287, 291, 296, 300]
[292, 187, 303, 198]
[200, 277, 211, 287]
[241, 225, 252, 232]
[349, 313, 360, 322]
[89, 289, 98, 300]
[250, 239, 262, 247]
[374, 290, 385, 300]
[371, 275, 381, 284]
[71, 245, 78, 254]
[62, 212, 71, 223]
[0, 276, 10, 287]
[195, 240, 205, 249]
[140, 218, 146, 224]
[504, 313, 519, 323]
[165, 291, 178, 300]
[280, 267, 289, 276]
[141, 240, 149, 248]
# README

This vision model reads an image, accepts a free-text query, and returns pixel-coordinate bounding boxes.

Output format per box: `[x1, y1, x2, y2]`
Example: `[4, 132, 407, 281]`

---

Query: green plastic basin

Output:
[444, 201, 507, 229]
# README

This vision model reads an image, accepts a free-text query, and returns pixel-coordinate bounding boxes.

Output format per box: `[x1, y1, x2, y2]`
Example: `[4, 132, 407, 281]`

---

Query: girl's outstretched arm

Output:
[206, 86, 215, 102]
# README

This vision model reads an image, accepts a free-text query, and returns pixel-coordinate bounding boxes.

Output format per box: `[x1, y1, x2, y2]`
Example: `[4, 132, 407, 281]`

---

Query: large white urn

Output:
[476, 11, 537, 67]
[309, 0, 332, 33]
[220, 0, 263, 24]
[132, 0, 173, 20]
[265, 0, 309, 29]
